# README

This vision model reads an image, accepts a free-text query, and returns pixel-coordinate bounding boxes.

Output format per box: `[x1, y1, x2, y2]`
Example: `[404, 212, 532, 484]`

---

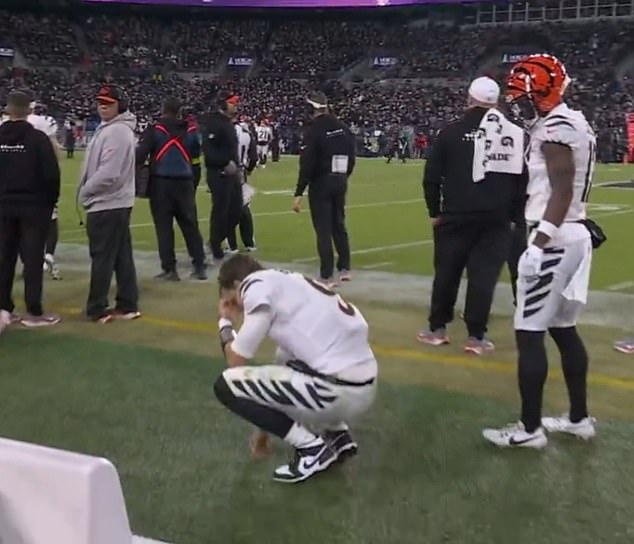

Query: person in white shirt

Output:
[483, 54, 600, 449]
[226, 121, 257, 252]
[255, 120, 272, 167]
[214, 255, 378, 484]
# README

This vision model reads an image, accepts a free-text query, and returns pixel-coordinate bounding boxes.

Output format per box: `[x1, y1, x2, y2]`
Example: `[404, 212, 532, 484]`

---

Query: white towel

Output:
[472, 108, 525, 183]
[562, 241, 592, 304]
[242, 182, 255, 205]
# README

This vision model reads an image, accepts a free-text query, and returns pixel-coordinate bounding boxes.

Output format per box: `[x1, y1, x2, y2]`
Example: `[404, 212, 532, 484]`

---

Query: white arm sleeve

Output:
[231, 309, 272, 359]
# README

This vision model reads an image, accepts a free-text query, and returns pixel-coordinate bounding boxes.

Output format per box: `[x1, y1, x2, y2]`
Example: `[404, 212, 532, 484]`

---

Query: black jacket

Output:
[294, 113, 356, 197]
[200, 111, 239, 172]
[0, 120, 60, 207]
[423, 107, 527, 224]
[136, 117, 201, 180]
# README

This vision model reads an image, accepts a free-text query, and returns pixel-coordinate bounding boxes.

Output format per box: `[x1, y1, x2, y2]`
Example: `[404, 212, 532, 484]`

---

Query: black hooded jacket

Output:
[0, 120, 60, 207]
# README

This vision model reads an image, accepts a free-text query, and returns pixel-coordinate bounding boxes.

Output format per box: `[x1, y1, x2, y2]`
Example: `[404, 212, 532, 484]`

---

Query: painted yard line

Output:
[607, 281, 634, 292]
[61, 197, 425, 236]
[293, 240, 432, 263]
[592, 208, 634, 219]
[55, 307, 634, 392]
[361, 261, 394, 270]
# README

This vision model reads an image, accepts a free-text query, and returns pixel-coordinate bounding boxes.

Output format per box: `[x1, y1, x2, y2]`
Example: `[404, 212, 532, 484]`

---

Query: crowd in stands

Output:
[0, 9, 632, 160]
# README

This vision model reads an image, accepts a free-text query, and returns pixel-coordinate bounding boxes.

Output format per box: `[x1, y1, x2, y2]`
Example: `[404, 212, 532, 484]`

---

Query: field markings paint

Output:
[293, 240, 432, 263]
[361, 261, 394, 270]
[607, 281, 634, 292]
[61, 197, 425, 236]
[56, 307, 634, 392]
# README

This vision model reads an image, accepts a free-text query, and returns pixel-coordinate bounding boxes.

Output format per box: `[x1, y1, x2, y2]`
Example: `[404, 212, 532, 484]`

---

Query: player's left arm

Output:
[218, 308, 272, 367]
[533, 141, 575, 248]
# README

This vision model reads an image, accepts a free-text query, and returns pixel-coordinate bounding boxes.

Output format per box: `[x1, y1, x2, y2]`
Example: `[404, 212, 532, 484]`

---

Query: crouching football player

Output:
[213, 255, 378, 483]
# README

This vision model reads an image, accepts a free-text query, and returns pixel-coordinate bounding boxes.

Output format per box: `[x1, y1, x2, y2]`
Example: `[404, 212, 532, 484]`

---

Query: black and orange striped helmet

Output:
[505, 54, 571, 123]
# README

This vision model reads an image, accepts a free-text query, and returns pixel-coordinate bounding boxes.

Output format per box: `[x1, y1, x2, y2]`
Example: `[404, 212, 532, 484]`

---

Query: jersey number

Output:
[582, 140, 596, 203]
[303, 276, 356, 316]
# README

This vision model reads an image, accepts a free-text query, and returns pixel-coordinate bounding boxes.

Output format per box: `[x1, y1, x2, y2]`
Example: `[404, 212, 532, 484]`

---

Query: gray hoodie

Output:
[78, 111, 137, 213]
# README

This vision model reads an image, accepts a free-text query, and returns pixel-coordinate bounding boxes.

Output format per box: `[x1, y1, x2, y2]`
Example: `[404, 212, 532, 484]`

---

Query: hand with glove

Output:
[517, 244, 544, 285]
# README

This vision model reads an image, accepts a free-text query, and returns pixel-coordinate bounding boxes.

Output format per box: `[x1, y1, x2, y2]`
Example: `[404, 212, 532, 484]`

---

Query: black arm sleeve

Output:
[346, 131, 356, 177]
[295, 126, 318, 197]
[38, 134, 61, 205]
[422, 132, 446, 218]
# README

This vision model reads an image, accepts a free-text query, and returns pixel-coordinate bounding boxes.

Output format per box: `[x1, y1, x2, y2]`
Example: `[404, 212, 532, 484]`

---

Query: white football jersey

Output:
[235, 123, 252, 168]
[237, 269, 375, 375]
[27, 113, 58, 138]
[525, 103, 596, 224]
[256, 125, 272, 145]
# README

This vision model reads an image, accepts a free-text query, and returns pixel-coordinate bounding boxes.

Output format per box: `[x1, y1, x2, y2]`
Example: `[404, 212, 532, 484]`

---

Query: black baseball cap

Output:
[96, 85, 124, 104]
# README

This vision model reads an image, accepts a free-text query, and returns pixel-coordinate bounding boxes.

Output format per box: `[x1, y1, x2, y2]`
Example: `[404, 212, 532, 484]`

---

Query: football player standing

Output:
[483, 54, 598, 448]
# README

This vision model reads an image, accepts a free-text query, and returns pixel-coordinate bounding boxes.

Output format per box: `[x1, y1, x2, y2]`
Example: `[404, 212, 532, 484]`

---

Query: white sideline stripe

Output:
[361, 261, 394, 270]
[293, 240, 432, 263]
[61, 198, 424, 235]
[133, 537, 172, 544]
[60, 199, 632, 238]
[607, 281, 634, 292]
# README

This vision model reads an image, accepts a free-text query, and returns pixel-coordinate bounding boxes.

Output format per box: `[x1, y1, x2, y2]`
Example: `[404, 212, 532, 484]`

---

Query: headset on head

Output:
[217, 91, 238, 113]
[98, 85, 129, 114]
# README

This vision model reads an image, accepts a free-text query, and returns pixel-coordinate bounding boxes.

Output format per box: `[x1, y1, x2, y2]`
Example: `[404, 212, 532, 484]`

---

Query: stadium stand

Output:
[0, 1, 632, 161]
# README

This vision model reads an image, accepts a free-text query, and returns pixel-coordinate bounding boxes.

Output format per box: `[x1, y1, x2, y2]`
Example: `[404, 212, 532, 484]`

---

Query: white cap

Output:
[468, 77, 500, 105]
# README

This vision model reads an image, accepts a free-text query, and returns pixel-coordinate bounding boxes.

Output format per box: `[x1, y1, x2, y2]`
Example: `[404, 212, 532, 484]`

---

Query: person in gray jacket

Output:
[78, 85, 140, 323]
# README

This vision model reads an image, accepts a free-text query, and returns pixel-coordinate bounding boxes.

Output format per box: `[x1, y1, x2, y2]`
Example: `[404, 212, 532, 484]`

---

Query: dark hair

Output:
[8, 90, 32, 109]
[162, 97, 181, 117]
[218, 255, 264, 290]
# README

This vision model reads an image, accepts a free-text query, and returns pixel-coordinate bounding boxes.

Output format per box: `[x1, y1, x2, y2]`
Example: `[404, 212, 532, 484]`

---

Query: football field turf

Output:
[1, 155, 634, 543]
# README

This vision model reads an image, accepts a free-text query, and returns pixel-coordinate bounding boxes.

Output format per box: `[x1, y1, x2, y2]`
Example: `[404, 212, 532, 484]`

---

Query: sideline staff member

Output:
[0, 90, 61, 332]
[293, 91, 355, 285]
[419, 77, 527, 355]
[136, 97, 207, 281]
[200, 90, 241, 262]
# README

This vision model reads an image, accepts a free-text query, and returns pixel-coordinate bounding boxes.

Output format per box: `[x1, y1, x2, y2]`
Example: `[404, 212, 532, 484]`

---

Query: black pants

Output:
[430, 218, 511, 339]
[0, 204, 52, 316]
[208, 173, 243, 260]
[227, 205, 255, 250]
[308, 178, 351, 280]
[45, 218, 58, 256]
[508, 223, 527, 306]
[271, 142, 280, 162]
[86, 208, 138, 319]
[149, 176, 205, 272]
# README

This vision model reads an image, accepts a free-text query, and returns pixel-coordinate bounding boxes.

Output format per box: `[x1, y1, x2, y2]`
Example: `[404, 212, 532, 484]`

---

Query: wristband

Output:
[536, 220, 558, 239]
[218, 318, 236, 354]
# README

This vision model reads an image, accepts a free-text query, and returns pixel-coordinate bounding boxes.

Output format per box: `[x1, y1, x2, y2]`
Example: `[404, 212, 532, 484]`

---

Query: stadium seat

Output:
[0, 437, 170, 544]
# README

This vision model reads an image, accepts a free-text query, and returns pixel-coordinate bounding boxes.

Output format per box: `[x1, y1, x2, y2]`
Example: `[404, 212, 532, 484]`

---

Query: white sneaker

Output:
[0, 310, 11, 336]
[541, 415, 596, 440]
[273, 439, 338, 483]
[482, 422, 548, 449]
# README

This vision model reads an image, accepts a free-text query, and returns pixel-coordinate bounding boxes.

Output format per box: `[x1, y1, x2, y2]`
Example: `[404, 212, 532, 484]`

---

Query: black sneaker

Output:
[273, 440, 338, 483]
[324, 430, 358, 462]
[190, 266, 208, 281]
[155, 270, 180, 281]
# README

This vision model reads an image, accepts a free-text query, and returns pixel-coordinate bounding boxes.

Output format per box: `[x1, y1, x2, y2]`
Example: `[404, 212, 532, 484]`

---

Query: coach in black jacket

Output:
[419, 77, 527, 354]
[0, 91, 61, 331]
[293, 91, 356, 284]
[200, 90, 241, 262]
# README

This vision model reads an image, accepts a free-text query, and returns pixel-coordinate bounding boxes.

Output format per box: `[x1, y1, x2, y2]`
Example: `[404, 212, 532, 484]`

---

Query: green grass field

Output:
[2, 155, 634, 544]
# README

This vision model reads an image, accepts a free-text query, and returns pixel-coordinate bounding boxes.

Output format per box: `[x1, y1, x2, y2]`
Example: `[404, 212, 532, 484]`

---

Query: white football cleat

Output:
[482, 422, 548, 449]
[541, 415, 596, 440]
